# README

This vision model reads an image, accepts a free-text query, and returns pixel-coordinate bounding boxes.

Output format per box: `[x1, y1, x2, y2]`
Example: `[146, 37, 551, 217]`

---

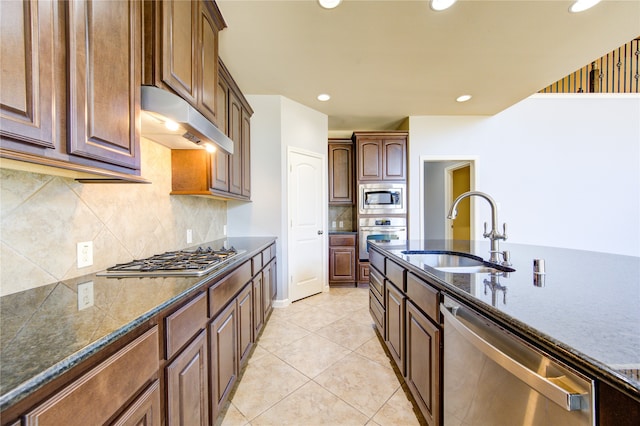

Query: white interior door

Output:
[288, 149, 326, 302]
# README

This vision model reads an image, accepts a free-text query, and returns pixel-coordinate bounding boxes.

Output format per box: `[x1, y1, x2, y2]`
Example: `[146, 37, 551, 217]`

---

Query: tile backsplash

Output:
[0, 139, 227, 296]
[329, 206, 354, 231]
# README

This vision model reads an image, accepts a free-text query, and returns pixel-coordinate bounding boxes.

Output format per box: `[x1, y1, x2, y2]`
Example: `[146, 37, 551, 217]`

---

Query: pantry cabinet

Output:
[328, 139, 354, 204]
[1, 0, 145, 181]
[353, 132, 407, 182]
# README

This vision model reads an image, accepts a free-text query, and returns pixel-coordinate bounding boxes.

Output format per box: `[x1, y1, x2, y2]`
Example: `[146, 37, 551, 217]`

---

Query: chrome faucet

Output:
[447, 191, 509, 264]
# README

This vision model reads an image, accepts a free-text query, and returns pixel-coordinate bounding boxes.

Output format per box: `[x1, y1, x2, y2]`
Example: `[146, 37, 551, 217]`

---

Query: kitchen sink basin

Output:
[400, 251, 514, 274]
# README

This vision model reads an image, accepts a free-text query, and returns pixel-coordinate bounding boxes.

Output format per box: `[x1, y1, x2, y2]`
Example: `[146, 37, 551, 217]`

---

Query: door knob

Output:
[317, 230, 324, 235]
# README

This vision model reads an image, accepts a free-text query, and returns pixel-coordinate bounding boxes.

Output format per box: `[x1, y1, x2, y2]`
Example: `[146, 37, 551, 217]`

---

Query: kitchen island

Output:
[0, 236, 277, 425]
[369, 239, 639, 425]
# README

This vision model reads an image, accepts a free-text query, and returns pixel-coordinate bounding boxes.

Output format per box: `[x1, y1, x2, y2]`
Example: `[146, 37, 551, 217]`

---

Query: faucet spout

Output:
[447, 191, 507, 263]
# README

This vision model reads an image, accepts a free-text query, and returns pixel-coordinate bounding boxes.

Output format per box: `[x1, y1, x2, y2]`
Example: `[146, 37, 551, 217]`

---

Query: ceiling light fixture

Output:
[317, 93, 331, 101]
[430, 0, 457, 11]
[164, 119, 180, 131]
[569, 0, 601, 13]
[318, 0, 342, 10]
[456, 94, 472, 103]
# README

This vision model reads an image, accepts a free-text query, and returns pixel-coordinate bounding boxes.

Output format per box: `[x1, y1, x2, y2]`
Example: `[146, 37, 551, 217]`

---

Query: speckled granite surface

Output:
[0, 236, 276, 411]
[372, 239, 640, 398]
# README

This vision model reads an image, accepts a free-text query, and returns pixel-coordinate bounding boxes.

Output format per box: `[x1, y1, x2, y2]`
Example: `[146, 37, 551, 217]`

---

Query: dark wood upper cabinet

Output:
[328, 139, 354, 204]
[67, 0, 141, 171]
[1, 0, 146, 181]
[353, 131, 407, 182]
[0, 0, 57, 150]
[156, 0, 225, 126]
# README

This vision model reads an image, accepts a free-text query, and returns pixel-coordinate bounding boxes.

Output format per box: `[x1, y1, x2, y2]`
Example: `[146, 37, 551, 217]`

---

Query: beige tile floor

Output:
[217, 286, 425, 426]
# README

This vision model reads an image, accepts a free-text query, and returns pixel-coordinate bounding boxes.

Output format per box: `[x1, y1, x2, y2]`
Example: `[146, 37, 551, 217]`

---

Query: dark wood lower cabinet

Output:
[253, 273, 264, 336]
[112, 380, 161, 426]
[237, 284, 254, 367]
[385, 282, 405, 374]
[406, 301, 441, 426]
[210, 301, 238, 420]
[166, 330, 209, 426]
[263, 261, 274, 318]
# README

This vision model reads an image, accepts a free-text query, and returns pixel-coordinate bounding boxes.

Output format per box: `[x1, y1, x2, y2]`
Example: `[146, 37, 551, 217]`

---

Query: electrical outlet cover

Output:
[77, 241, 93, 268]
[77, 281, 94, 310]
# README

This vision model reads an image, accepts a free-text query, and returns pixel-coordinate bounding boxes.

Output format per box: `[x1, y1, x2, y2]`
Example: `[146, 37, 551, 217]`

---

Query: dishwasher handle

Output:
[441, 303, 589, 412]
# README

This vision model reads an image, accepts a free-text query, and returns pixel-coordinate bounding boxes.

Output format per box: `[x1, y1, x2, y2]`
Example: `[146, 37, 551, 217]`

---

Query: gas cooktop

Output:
[97, 246, 245, 277]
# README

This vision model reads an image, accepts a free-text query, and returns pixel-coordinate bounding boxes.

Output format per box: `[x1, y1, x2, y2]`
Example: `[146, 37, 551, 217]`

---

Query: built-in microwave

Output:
[358, 183, 406, 215]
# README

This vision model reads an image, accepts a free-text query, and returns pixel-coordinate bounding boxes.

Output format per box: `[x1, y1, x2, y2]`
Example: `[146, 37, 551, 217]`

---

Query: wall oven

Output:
[359, 183, 406, 215]
[358, 217, 407, 260]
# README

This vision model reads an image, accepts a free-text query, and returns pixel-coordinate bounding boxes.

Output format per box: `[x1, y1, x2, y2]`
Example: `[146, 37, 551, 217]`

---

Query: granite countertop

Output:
[372, 239, 640, 398]
[0, 236, 276, 411]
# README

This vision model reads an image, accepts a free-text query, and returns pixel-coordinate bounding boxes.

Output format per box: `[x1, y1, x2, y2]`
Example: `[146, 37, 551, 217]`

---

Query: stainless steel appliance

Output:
[98, 246, 245, 277]
[442, 296, 594, 426]
[358, 217, 407, 260]
[358, 183, 406, 215]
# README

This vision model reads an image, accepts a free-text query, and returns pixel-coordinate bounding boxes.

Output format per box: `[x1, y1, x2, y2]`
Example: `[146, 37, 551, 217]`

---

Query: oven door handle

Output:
[441, 304, 589, 411]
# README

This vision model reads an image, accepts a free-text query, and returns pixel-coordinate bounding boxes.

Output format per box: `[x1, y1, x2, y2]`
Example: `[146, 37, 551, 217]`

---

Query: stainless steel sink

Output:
[400, 251, 514, 274]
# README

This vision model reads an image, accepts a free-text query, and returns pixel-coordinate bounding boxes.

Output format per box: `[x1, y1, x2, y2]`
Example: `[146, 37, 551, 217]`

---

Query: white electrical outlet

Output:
[77, 281, 94, 310]
[77, 241, 93, 268]
[187, 229, 193, 244]
[339, 221, 344, 228]
[332, 221, 336, 228]
[223, 225, 227, 236]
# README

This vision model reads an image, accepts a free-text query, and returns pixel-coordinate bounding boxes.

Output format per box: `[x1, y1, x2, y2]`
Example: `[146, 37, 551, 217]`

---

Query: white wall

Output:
[227, 95, 328, 303]
[409, 94, 640, 257]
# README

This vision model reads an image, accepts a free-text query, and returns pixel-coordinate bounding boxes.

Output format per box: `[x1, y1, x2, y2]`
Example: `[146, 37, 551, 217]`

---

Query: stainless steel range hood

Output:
[140, 85, 233, 155]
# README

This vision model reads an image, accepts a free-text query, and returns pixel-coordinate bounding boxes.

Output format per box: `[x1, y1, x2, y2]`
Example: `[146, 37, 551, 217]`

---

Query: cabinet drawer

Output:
[165, 292, 207, 359]
[369, 290, 385, 336]
[262, 245, 273, 262]
[329, 234, 356, 247]
[209, 261, 252, 318]
[406, 273, 440, 322]
[369, 267, 384, 305]
[25, 327, 159, 426]
[369, 249, 385, 274]
[386, 259, 406, 291]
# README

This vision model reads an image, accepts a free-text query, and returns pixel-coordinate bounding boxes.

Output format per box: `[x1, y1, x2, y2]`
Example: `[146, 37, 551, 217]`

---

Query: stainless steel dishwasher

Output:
[441, 297, 594, 425]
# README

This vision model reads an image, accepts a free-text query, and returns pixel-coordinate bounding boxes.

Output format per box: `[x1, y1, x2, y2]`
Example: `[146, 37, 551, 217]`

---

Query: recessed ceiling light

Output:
[317, 93, 331, 101]
[430, 0, 457, 11]
[569, 0, 601, 13]
[456, 94, 472, 103]
[164, 119, 180, 131]
[318, 0, 342, 9]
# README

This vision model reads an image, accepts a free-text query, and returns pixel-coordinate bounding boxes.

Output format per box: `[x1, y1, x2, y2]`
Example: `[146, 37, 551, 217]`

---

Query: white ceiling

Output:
[216, 0, 640, 134]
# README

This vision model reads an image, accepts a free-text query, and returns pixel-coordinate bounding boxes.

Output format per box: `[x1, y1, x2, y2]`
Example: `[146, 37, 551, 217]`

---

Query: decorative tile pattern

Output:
[0, 138, 227, 296]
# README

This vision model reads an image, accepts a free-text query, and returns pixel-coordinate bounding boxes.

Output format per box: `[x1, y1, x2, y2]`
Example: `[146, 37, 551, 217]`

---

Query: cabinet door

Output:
[112, 380, 161, 426]
[253, 274, 264, 336]
[228, 91, 243, 195]
[385, 282, 405, 374]
[406, 301, 441, 426]
[357, 139, 383, 181]
[166, 330, 209, 426]
[198, 1, 218, 124]
[237, 284, 254, 367]
[162, 0, 197, 106]
[211, 75, 230, 191]
[383, 139, 406, 181]
[67, 0, 141, 171]
[0, 0, 57, 149]
[210, 302, 238, 420]
[329, 246, 356, 282]
[328, 143, 354, 204]
[241, 107, 252, 198]
[262, 263, 273, 319]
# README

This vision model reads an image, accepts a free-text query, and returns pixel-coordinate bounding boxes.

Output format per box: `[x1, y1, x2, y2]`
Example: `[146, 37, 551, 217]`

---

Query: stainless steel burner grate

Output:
[98, 246, 245, 277]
